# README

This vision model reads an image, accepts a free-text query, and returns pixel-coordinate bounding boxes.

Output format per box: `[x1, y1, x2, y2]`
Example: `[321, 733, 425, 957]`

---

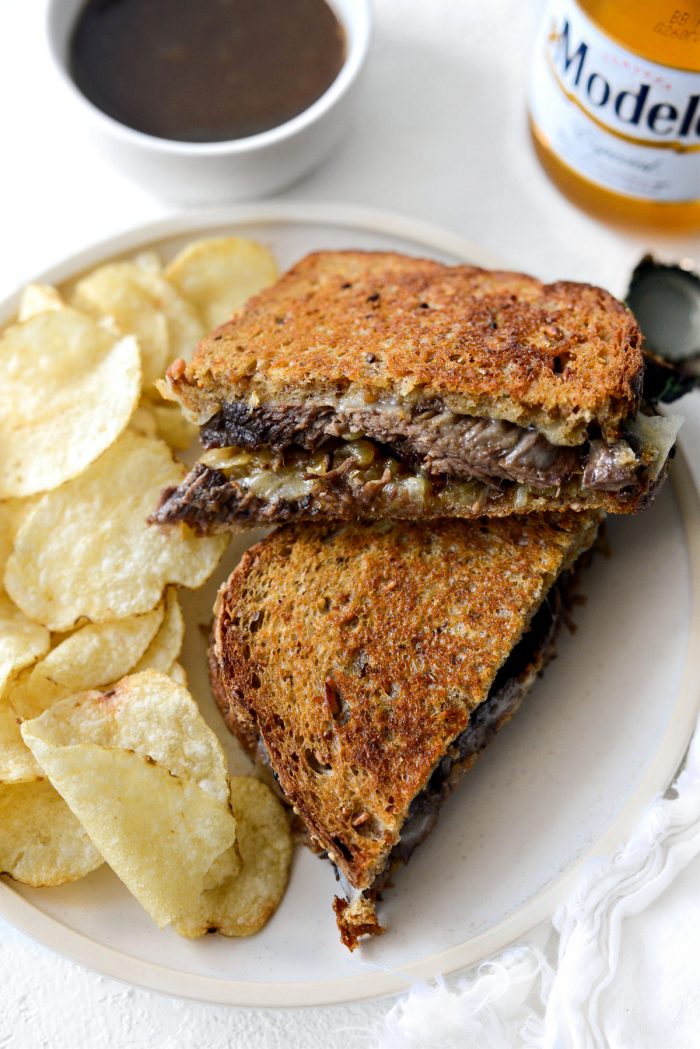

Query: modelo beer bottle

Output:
[529, 1, 700, 229]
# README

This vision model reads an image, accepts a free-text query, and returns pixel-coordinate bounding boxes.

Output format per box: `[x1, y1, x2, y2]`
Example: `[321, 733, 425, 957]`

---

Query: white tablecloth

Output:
[1, 1, 699, 1046]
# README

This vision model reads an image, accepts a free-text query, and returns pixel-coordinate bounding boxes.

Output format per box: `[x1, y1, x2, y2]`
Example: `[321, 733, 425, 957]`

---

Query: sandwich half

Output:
[153, 251, 678, 532]
[210, 510, 601, 948]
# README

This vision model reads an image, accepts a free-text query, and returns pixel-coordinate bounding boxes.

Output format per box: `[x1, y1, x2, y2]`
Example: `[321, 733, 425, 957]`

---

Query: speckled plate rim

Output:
[0, 202, 698, 1009]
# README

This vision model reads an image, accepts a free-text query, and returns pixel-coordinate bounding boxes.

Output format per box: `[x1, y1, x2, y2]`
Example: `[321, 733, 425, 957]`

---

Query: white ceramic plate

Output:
[1, 203, 698, 1008]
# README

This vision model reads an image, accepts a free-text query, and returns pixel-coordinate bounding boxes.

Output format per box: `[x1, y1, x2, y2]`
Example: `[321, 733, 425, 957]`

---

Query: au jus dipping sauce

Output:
[69, 0, 347, 143]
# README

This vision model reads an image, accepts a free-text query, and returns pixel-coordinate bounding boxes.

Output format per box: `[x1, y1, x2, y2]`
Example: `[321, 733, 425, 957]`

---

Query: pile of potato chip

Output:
[0, 236, 292, 937]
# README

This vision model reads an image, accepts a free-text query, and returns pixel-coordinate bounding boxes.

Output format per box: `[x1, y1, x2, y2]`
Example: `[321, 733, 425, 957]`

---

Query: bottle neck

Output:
[577, 0, 700, 72]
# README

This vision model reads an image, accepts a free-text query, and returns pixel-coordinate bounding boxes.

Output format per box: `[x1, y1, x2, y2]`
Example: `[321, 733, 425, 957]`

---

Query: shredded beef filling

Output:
[154, 461, 311, 530]
[152, 401, 655, 528]
[151, 432, 647, 531]
[200, 400, 637, 491]
[151, 399, 672, 530]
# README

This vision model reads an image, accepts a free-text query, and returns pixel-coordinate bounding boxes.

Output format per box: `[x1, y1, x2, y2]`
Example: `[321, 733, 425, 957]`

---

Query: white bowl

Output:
[45, 0, 372, 204]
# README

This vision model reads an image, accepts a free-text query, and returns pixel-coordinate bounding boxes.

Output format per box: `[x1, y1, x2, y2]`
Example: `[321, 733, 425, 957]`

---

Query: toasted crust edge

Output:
[332, 895, 383, 951]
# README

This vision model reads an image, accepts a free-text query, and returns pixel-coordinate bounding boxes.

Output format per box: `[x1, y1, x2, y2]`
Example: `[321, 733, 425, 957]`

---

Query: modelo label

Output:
[529, 0, 700, 202]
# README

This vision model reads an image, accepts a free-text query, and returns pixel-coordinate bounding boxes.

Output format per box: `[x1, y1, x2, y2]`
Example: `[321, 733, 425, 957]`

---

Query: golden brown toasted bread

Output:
[163, 251, 643, 445]
[211, 512, 601, 944]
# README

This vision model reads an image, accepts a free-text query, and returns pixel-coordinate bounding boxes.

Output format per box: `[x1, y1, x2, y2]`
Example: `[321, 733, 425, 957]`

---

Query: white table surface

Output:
[1, 1, 699, 1046]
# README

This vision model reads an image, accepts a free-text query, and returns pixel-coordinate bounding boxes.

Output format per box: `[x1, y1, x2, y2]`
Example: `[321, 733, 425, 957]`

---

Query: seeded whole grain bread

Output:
[211, 512, 601, 924]
[163, 251, 643, 446]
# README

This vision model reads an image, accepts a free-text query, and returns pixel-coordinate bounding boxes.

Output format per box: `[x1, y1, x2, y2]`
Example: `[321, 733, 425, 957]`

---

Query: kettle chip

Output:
[164, 236, 279, 331]
[0, 592, 50, 694]
[22, 673, 238, 926]
[72, 261, 203, 392]
[4, 431, 227, 631]
[0, 779, 103, 886]
[132, 588, 184, 675]
[0, 697, 43, 783]
[174, 776, 293, 939]
[0, 233, 292, 936]
[0, 308, 141, 498]
[13, 605, 166, 720]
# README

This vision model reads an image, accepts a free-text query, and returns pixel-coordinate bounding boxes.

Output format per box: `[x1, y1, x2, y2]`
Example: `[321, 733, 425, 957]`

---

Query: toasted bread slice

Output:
[164, 251, 642, 446]
[211, 512, 601, 944]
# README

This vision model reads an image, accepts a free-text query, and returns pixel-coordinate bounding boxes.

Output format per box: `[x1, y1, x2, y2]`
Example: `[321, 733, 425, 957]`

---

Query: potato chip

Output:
[6, 667, 63, 722]
[22, 671, 229, 804]
[0, 308, 141, 498]
[72, 263, 169, 392]
[21, 672, 239, 921]
[0, 779, 103, 886]
[128, 402, 159, 439]
[18, 744, 233, 924]
[0, 592, 50, 693]
[0, 696, 43, 782]
[17, 283, 64, 322]
[18, 606, 165, 719]
[150, 403, 197, 451]
[202, 842, 241, 890]
[73, 262, 203, 390]
[168, 662, 188, 687]
[136, 269, 204, 362]
[132, 250, 162, 275]
[175, 777, 292, 938]
[129, 400, 195, 450]
[0, 498, 40, 554]
[133, 589, 184, 675]
[164, 236, 278, 330]
[4, 432, 227, 630]
[0, 510, 12, 575]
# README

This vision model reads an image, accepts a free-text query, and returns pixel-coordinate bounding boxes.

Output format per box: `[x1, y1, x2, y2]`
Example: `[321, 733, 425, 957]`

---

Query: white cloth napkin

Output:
[370, 715, 700, 1048]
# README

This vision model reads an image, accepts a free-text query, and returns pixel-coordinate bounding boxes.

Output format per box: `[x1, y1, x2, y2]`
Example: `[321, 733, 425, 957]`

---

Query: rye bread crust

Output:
[211, 512, 601, 892]
[163, 251, 644, 446]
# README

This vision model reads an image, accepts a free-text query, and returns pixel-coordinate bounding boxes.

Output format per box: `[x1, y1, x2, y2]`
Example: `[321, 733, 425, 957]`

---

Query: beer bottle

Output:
[529, 1, 700, 229]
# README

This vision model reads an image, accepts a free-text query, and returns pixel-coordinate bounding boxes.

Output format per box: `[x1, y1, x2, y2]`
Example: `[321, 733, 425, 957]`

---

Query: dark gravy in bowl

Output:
[69, 0, 346, 143]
